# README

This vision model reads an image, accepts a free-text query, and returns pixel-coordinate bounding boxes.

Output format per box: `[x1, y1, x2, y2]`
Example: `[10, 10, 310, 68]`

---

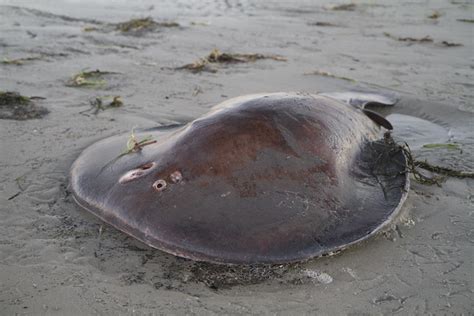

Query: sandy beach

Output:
[1, 0, 473, 314]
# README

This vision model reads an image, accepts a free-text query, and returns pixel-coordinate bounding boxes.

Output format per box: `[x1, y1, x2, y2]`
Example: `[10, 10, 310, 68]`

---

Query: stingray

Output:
[70, 92, 409, 264]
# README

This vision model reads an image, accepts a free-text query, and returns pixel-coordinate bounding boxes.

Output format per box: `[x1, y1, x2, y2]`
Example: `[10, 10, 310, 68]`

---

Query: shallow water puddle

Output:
[387, 113, 451, 149]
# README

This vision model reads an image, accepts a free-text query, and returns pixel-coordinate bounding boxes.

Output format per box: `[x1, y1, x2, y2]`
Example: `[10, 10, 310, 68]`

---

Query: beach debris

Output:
[383, 32, 433, 43]
[192, 86, 203, 96]
[82, 26, 100, 32]
[191, 21, 210, 26]
[8, 174, 28, 200]
[329, 3, 356, 11]
[0, 91, 30, 105]
[307, 21, 340, 27]
[399, 140, 474, 185]
[84, 96, 123, 114]
[2, 56, 42, 65]
[0, 91, 48, 120]
[177, 48, 286, 73]
[116, 17, 179, 34]
[207, 49, 286, 63]
[457, 18, 474, 23]
[82, 17, 179, 35]
[67, 70, 118, 88]
[373, 294, 400, 305]
[304, 70, 355, 82]
[100, 130, 157, 173]
[384, 33, 463, 47]
[124, 130, 157, 155]
[178, 57, 215, 73]
[428, 11, 441, 19]
[7, 192, 21, 200]
[439, 41, 463, 47]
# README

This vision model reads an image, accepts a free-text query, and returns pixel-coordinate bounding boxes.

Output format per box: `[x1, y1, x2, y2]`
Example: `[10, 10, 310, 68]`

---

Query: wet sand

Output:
[1, 0, 473, 314]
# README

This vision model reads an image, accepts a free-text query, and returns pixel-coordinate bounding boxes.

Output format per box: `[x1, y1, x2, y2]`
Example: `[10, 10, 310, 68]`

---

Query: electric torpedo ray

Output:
[70, 92, 409, 264]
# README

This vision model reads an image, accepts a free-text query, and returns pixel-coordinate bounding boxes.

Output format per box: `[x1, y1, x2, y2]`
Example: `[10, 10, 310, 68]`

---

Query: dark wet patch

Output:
[155, 261, 335, 290]
[129, 252, 311, 291]
[0, 91, 48, 120]
[120, 271, 146, 285]
[177, 48, 286, 73]
[188, 262, 298, 290]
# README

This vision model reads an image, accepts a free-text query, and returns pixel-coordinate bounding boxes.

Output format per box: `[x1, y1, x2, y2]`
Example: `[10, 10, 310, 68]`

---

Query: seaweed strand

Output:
[398, 140, 474, 186]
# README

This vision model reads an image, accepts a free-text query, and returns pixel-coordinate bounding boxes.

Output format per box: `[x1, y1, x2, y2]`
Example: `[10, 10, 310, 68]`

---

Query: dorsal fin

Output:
[362, 109, 393, 130]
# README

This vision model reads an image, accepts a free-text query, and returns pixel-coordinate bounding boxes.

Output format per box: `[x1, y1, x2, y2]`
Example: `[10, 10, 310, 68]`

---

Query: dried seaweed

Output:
[422, 143, 460, 150]
[384, 32, 433, 43]
[190, 21, 210, 26]
[115, 17, 179, 34]
[192, 86, 203, 96]
[330, 3, 356, 11]
[0, 91, 30, 106]
[177, 58, 215, 73]
[428, 11, 441, 19]
[82, 26, 100, 32]
[308, 22, 339, 27]
[100, 130, 157, 173]
[82, 17, 179, 35]
[67, 70, 119, 88]
[124, 131, 156, 154]
[384, 33, 462, 47]
[440, 41, 463, 47]
[85, 96, 123, 114]
[2, 56, 42, 65]
[209, 49, 286, 63]
[395, 138, 474, 185]
[413, 160, 474, 179]
[457, 18, 474, 23]
[177, 49, 286, 73]
[0, 91, 48, 120]
[304, 70, 356, 82]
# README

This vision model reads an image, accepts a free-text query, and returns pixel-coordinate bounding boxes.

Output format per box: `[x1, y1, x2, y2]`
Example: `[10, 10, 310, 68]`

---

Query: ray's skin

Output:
[70, 92, 408, 264]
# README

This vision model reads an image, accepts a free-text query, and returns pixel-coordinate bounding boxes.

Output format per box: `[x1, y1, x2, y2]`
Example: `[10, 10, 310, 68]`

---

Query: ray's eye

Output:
[153, 179, 167, 191]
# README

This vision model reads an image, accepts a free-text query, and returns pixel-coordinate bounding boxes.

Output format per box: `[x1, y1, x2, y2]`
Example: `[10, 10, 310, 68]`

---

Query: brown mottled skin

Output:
[70, 93, 408, 264]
